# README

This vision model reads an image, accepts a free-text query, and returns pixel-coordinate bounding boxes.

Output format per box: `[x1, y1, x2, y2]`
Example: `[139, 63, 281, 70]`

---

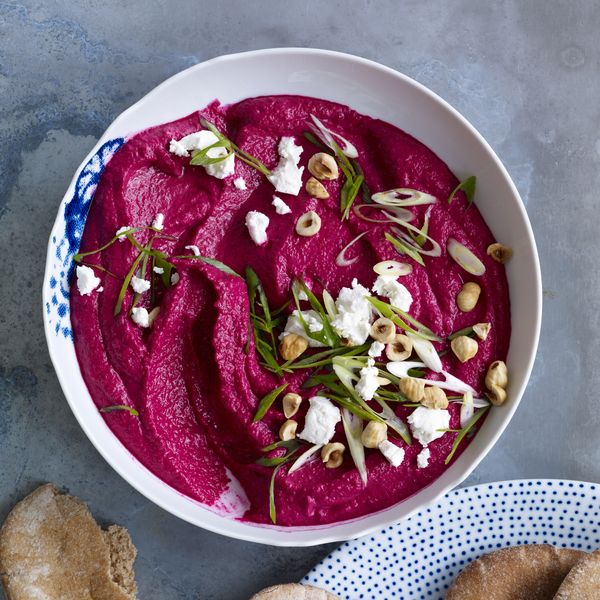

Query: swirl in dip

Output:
[70, 96, 510, 526]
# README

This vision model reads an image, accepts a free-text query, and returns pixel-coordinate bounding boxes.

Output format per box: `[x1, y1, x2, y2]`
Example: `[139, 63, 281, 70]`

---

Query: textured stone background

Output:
[1, 1, 599, 598]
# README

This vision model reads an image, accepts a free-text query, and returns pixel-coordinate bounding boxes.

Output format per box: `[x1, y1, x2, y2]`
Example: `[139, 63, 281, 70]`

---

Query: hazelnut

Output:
[487, 384, 507, 406]
[305, 177, 330, 199]
[371, 317, 396, 343]
[279, 419, 297, 441]
[451, 335, 479, 363]
[361, 420, 387, 448]
[487, 243, 513, 264]
[307, 152, 339, 180]
[321, 442, 345, 468]
[398, 377, 425, 403]
[282, 393, 302, 418]
[485, 360, 508, 390]
[456, 282, 481, 312]
[421, 385, 449, 409]
[279, 333, 308, 361]
[385, 334, 413, 361]
[295, 211, 322, 237]
[472, 322, 491, 341]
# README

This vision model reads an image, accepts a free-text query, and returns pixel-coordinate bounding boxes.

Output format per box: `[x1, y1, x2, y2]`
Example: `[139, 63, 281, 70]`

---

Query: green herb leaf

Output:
[385, 232, 426, 266]
[448, 175, 477, 207]
[174, 254, 242, 278]
[253, 384, 288, 422]
[302, 131, 331, 152]
[114, 249, 145, 317]
[100, 404, 139, 416]
[445, 406, 489, 464]
[256, 443, 301, 467]
[269, 462, 283, 524]
[447, 326, 475, 341]
[261, 439, 301, 453]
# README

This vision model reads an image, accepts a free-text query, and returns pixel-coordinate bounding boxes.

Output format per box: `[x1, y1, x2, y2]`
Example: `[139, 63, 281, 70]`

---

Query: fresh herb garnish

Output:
[290, 280, 339, 347]
[100, 404, 139, 416]
[114, 247, 146, 317]
[174, 254, 242, 278]
[447, 325, 475, 341]
[385, 231, 426, 266]
[253, 383, 288, 422]
[191, 119, 272, 177]
[448, 175, 476, 207]
[444, 406, 489, 464]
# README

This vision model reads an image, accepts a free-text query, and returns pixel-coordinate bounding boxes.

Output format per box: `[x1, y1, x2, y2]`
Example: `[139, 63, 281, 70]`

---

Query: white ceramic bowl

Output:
[43, 48, 541, 546]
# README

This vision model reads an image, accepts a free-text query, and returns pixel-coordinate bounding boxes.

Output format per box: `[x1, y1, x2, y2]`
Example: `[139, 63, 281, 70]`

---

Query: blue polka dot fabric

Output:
[302, 480, 600, 600]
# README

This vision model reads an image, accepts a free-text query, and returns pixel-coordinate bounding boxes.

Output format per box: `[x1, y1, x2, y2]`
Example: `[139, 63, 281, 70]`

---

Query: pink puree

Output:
[70, 96, 510, 526]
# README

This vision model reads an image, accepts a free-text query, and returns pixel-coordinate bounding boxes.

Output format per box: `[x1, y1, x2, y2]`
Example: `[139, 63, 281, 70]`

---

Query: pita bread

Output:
[250, 583, 340, 599]
[553, 549, 600, 599]
[0, 483, 137, 600]
[446, 544, 585, 599]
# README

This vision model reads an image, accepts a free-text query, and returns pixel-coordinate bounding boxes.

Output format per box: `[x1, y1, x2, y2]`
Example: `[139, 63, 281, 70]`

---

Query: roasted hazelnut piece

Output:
[371, 317, 396, 344]
[295, 211, 322, 237]
[279, 419, 297, 441]
[321, 442, 345, 468]
[305, 177, 330, 199]
[398, 377, 425, 403]
[451, 335, 479, 363]
[472, 322, 491, 341]
[385, 334, 413, 361]
[361, 421, 387, 448]
[279, 333, 308, 361]
[485, 360, 508, 406]
[456, 281, 481, 312]
[421, 385, 449, 409]
[307, 152, 339, 180]
[282, 393, 302, 418]
[487, 243, 513, 264]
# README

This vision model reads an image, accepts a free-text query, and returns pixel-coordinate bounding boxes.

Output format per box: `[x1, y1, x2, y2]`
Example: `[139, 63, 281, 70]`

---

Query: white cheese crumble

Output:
[298, 396, 341, 445]
[331, 278, 373, 346]
[170, 272, 180, 285]
[379, 440, 405, 468]
[185, 244, 201, 256]
[115, 225, 130, 241]
[272, 196, 292, 215]
[233, 177, 247, 190]
[169, 130, 235, 179]
[372, 275, 413, 312]
[417, 447, 431, 469]
[267, 136, 304, 195]
[355, 358, 380, 401]
[152, 213, 165, 231]
[245, 211, 269, 246]
[368, 341, 385, 358]
[130, 276, 151, 294]
[76, 265, 101, 296]
[153, 266, 164, 274]
[407, 406, 450, 447]
[131, 307, 151, 328]
[281, 309, 325, 347]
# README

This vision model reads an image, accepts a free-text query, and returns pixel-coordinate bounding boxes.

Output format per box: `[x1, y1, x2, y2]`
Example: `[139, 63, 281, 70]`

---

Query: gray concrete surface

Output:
[1, 1, 598, 598]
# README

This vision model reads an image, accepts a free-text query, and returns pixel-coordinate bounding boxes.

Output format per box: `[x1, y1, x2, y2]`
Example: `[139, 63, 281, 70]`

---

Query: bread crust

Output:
[0, 484, 137, 600]
[446, 544, 585, 600]
[250, 583, 340, 599]
[553, 549, 600, 599]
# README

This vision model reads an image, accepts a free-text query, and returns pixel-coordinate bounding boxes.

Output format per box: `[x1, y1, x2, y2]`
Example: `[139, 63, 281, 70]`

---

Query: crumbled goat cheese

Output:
[170, 272, 180, 285]
[116, 226, 130, 241]
[368, 341, 385, 358]
[130, 276, 151, 294]
[169, 130, 235, 179]
[417, 447, 431, 469]
[153, 266, 164, 274]
[331, 278, 373, 345]
[152, 213, 165, 231]
[185, 244, 201, 256]
[281, 310, 325, 347]
[298, 396, 341, 445]
[372, 275, 413, 312]
[355, 358, 380, 401]
[233, 177, 247, 190]
[76, 265, 101, 296]
[131, 307, 151, 328]
[407, 406, 450, 447]
[272, 196, 292, 215]
[267, 137, 304, 195]
[245, 211, 270, 245]
[379, 440, 406, 467]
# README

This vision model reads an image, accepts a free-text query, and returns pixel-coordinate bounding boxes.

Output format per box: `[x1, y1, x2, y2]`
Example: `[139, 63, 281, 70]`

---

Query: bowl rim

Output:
[43, 47, 542, 546]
